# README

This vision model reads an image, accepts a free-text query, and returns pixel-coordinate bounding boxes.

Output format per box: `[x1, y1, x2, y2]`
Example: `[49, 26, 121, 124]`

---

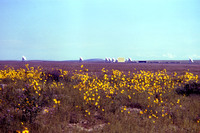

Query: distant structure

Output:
[115, 59, 118, 63]
[105, 57, 113, 63]
[22, 56, 26, 62]
[112, 58, 115, 63]
[105, 58, 108, 62]
[138, 61, 147, 63]
[105, 58, 116, 63]
[79, 57, 83, 62]
[189, 58, 194, 64]
[127, 58, 132, 63]
[117, 57, 125, 63]
[108, 58, 112, 63]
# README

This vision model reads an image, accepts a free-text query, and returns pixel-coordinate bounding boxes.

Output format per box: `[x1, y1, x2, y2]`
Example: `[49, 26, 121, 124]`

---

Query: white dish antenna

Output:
[105, 57, 108, 62]
[22, 56, 27, 61]
[79, 57, 83, 62]
[112, 58, 115, 63]
[189, 58, 194, 63]
[128, 58, 132, 62]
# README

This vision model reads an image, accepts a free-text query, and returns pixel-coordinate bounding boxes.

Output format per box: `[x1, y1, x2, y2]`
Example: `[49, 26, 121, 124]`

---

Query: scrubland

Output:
[0, 62, 200, 133]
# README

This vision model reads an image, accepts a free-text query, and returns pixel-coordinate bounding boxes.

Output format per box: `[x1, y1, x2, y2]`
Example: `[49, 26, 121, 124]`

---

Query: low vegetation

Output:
[0, 64, 199, 133]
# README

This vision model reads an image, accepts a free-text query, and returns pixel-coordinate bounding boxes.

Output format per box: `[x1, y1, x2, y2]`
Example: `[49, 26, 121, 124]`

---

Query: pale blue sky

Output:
[0, 0, 200, 60]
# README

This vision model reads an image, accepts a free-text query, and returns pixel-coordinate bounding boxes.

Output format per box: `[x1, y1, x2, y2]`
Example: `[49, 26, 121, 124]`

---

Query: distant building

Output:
[117, 57, 125, 62]
[138, 61, 147, 63]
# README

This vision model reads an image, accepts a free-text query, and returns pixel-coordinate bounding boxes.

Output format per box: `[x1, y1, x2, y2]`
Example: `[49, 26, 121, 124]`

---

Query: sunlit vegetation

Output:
[0, 64, 200, 132]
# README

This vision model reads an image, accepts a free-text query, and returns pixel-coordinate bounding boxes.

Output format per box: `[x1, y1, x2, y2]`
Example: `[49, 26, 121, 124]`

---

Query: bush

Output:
[176, 81, 200, 96]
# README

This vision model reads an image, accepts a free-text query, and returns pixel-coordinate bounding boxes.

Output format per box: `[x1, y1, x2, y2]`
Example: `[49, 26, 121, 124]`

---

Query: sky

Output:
[0, 0, 200, 61]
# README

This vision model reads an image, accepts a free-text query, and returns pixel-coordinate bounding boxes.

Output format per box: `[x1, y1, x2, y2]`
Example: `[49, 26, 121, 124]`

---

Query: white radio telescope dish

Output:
[79, 57, 83, 62]
[128, 58, 132, 62]
[189, 58, 194, 64]
[22, 56, 27, 61]
[112, 58, 115, 63]
[105, 57, 108, 62]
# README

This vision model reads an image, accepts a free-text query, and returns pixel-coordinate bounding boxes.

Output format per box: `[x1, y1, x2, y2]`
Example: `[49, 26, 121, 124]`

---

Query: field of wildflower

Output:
[0, 61, 200, 133]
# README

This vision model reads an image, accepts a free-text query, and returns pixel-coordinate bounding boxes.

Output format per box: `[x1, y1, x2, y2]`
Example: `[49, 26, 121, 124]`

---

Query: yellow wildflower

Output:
[22, 127, 29, 133]
[177, 99, 180, 104]
[140, 111, 143, 114]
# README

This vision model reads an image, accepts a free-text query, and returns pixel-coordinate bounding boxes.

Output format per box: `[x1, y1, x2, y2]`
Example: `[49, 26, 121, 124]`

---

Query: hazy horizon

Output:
[1, 56, 199, 61]
[0, 0, 200, 61]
